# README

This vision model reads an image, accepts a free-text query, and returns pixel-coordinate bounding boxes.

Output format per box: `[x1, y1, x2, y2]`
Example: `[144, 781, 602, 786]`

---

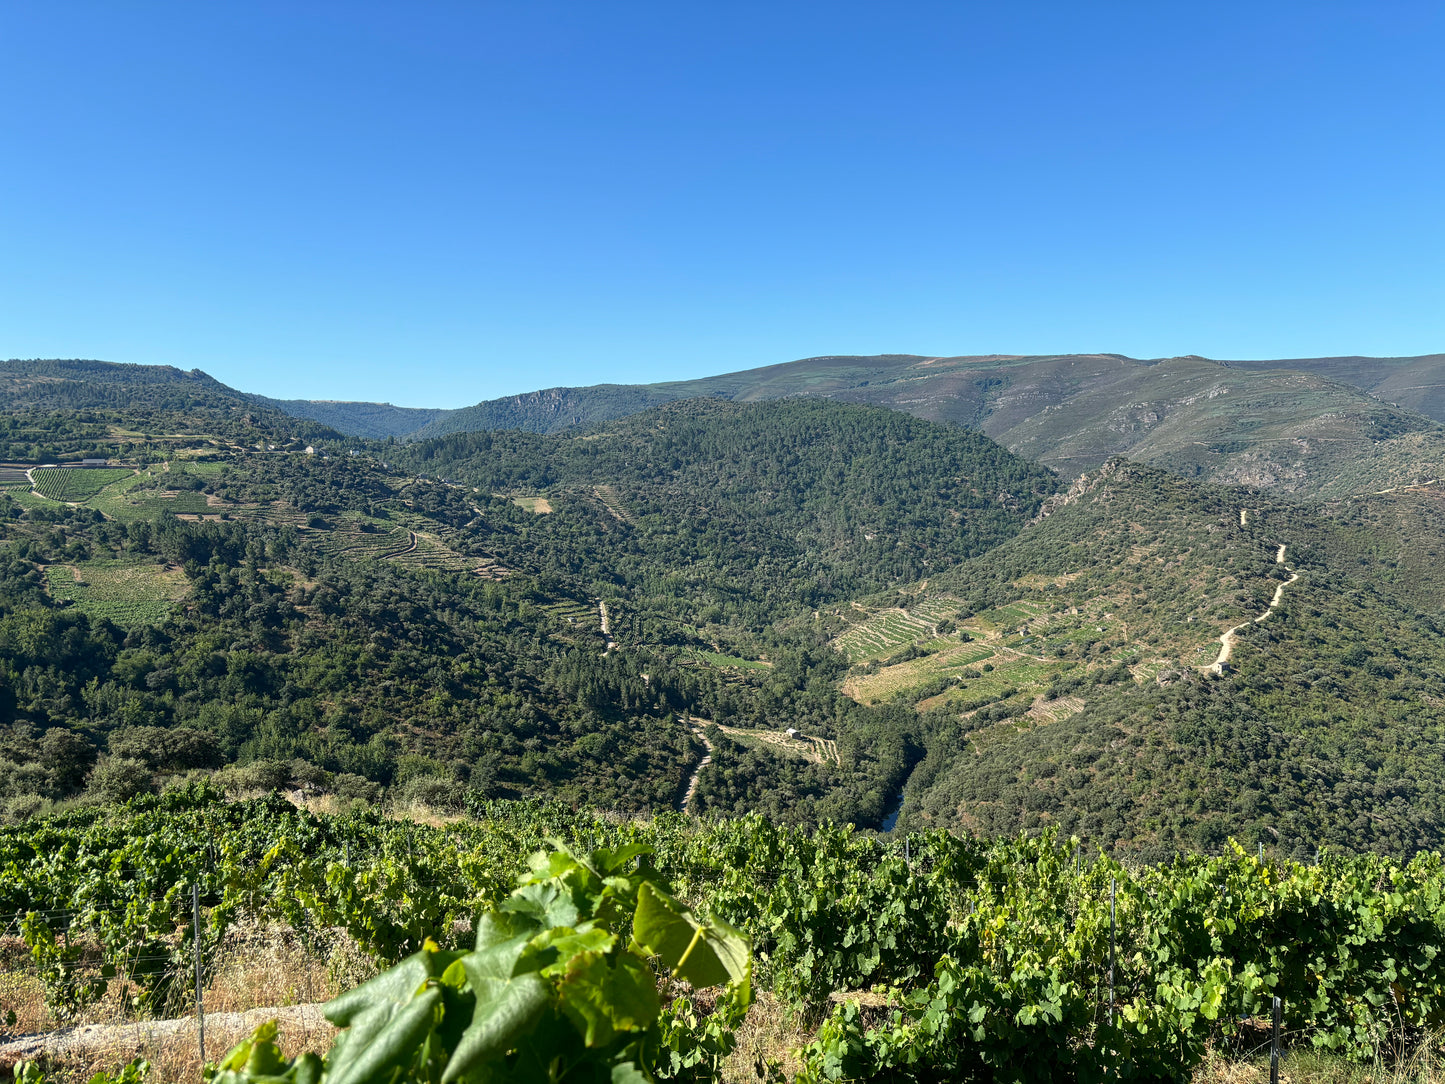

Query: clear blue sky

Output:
[2, 3, 1442, 407]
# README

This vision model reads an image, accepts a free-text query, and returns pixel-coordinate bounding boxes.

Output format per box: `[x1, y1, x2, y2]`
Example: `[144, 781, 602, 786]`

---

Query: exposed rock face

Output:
[1029, 457, 1130, 524]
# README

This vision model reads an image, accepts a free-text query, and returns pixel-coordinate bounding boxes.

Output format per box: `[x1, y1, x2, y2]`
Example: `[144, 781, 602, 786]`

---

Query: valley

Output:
[0, 357, 1444, 859]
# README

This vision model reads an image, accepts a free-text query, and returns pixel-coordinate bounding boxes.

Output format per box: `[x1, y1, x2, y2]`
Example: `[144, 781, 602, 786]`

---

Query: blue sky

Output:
[2, 3, 1442, 407]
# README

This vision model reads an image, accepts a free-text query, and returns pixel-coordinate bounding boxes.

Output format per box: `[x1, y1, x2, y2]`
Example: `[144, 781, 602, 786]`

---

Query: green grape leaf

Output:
[323, 948, 457, 1084]
[610, 1060, 652, 1084]
[591, 843, 653, 875]
[632, 882, 749, 990]
[290, 1053, 322, 1084]
[441, 968, 549, 1083]
[504, 882, 581, 930]
[535, 926, 616, 975]
[473, 910, 543, 954]
[557, 951, 661, 1048]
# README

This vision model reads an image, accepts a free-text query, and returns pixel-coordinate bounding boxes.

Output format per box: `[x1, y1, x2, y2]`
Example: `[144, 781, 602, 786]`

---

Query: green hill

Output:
[1227, 352, 1445, 419]
[0, 358, 341, 460]
[26, 352, 1445, 499]
[9, 360, 1445, 854]
[858, 461, 1445, 856]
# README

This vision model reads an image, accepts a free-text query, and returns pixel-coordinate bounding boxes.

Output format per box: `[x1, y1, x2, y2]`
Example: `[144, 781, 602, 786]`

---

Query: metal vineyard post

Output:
[193, 882, 206, 1063]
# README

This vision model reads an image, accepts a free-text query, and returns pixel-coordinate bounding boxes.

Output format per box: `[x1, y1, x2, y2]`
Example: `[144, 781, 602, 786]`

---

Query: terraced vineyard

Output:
[842, 594, 1128, 716]
[84, 462, 227, 520]
[390, 512, 509, 576]
[44, 559, 189, 626]
[311, 517, 415, 559]
[717, 723, 840, 764]
[542, 598, 600, 628]
[30, 467, 132, 501]
[387, 528, 477, 573]
[129, 489, 212, 515]
[226, 502, 309, 529]
[834, 596, 964, 662]
[975, 599, 1050, 630]
[303, 512, 507, 578]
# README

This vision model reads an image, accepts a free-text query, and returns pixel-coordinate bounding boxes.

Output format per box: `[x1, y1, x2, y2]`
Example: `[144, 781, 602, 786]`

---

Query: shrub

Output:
[87, 757, 155, 804]
[330, 771, 383, 804]
[395, 774, 462, 812]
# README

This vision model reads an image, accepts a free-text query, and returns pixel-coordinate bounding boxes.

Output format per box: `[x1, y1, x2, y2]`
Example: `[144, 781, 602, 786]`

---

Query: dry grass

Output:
[39, 1006, 336, 1084]
[205, 918, 374, 1014]
[0, 919, 371, 1082]
[1192, 1035, 1445, 1083]
[720, 992, 813, 1084]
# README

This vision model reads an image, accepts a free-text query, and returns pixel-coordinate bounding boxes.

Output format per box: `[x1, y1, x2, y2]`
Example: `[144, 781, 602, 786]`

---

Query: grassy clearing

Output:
[846, 641, 1008, 703]
[30, 467, 133, 502]
[3, 489, 53, 511]
[510, 495, 554, 514]
[171, 458, 227, 476]
[83, 470, 154, 519]
[44, 560, 189, 626]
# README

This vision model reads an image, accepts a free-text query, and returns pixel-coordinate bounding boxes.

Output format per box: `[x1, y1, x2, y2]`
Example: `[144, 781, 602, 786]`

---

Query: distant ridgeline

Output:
[269, 350, 1445, 500]
[3, 356, 1445, 857]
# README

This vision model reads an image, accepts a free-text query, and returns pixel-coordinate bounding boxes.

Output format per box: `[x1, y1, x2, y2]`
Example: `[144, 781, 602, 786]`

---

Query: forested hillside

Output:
[396, 397, 1058, 607]
[251, 397, 450, 438]
[0, 358, 340, 461]
[0, 397, 1054, 831]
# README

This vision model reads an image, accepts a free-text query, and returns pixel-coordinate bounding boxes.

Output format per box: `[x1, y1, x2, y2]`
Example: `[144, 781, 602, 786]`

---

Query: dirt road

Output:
[680, 721, 714, 813]
[1205, 543, 1299, 676]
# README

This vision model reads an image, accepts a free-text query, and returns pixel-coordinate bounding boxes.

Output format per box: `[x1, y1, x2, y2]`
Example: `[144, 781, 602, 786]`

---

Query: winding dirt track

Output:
[1204, 541, 1299, 676]
[680, 720, 714, 813]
